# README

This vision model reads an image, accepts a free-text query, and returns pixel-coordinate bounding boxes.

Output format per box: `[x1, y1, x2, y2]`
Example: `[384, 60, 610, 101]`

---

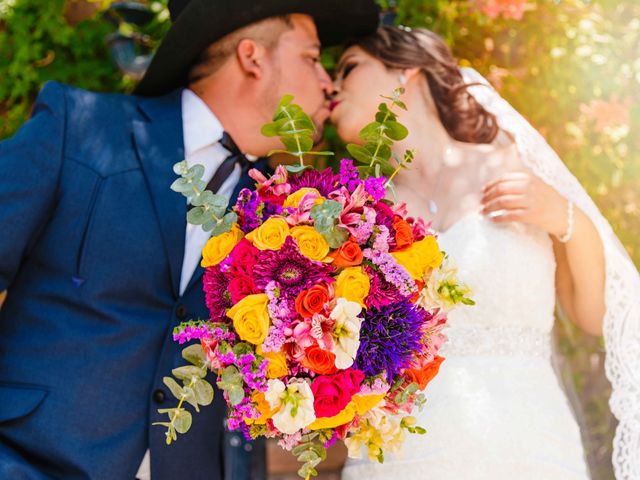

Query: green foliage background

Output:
[1, 1, 637, 478]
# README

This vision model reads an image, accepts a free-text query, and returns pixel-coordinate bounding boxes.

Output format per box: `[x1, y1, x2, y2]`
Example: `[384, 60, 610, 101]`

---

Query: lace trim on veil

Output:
[461, 67, 640, 479]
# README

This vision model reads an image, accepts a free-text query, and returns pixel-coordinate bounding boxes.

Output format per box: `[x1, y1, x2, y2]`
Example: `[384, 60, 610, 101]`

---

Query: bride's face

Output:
[331, 46, 402, 144]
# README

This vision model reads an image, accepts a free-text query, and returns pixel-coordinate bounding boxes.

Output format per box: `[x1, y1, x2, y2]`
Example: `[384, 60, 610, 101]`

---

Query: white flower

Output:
[330, 298, 363, 369]
[265, 378, 316, 435]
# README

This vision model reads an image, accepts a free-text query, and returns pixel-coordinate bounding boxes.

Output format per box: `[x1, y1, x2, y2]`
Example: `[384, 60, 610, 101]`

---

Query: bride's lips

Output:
[329, 100, 342, 112]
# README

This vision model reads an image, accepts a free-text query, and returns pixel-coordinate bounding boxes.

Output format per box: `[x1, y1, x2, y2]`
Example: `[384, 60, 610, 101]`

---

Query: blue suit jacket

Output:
[0, 82, 269, 479]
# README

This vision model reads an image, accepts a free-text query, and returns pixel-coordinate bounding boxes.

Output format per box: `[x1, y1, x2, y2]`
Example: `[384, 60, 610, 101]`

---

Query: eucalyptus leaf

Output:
[193, 379, 214, 406]
[346, 143, 372, 164]
[186, 163, 205, 179]
[227, 385, 245, 406]
[322, 227, 350, 249]
[182, 344, 207, 368]
[172, 365, 206, 381]
[173, 160, 189, 176]
[171, 409, 192, 434]
[384, 121, 409, 141]
[181, 386, 200, 411]
[163, 377, 185, 401]
[187, 207, 208, 225]
[285, 164, 312, 174]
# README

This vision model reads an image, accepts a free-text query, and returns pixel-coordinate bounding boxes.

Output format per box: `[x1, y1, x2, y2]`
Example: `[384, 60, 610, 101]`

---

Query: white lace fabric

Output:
[461, 68, 640, 479]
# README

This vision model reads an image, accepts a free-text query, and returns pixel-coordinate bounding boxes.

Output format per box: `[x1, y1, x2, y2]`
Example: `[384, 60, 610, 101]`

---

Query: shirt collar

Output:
[181, 89, 224, 157]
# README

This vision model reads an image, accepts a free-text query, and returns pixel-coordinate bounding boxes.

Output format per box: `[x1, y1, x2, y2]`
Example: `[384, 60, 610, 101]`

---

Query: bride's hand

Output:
[480, 171, 570, 239]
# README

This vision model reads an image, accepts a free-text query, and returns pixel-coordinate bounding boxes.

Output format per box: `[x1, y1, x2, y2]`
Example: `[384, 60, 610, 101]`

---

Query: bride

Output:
[329, 26, 640, 479]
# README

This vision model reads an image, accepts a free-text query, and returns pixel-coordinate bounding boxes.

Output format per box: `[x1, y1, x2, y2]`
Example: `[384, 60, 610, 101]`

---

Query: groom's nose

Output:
[316, 63, 333, 96]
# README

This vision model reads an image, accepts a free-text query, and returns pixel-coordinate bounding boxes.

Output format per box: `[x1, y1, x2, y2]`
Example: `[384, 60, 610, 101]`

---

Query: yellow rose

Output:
[392, 235, 444, 280]
[335, 266, 370, 307]
[246, 217, 290, 250]
[226, 294, 270, 345]
[352, 394, 385, 415]
[291, 226, 330, 262]
[283, 188, 325, 208]
[200, 223, 244, 268]
[256, 345, 289, 379]
[308, 401, 357, 430]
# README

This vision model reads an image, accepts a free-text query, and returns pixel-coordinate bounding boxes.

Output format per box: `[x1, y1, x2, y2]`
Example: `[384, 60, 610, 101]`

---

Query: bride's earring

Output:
[398, 73, 407, 86]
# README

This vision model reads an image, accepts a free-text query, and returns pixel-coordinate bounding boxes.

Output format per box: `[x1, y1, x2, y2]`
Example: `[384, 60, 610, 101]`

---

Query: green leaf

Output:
[163, 376, 185, 401]
[171, 409, 192, 434]
[384, 121, 409, 141]
[172, 365, 206, 381]
[227, 385, 245, 406]
[346, 143, 373, 164]
[181, 386, 200, 411]
[182, 344, 207, 368]
[186, 163, 205, 179]
[173, 160, 189, 176]
[322, 227, 350, 249]
[285, 164, 312, 174]
[193, 379, 214, 406]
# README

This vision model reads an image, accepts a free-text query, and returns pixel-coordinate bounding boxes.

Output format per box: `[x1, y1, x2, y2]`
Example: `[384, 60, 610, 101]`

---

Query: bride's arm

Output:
[481, 171, 606, 336]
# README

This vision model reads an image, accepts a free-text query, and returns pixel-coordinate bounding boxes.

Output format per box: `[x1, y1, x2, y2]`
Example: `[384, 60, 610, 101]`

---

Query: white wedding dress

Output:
[342, 212, 590, 479]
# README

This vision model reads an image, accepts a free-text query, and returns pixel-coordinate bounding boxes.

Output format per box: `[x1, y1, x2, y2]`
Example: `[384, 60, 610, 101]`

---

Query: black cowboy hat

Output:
[134, 0, 380, 96]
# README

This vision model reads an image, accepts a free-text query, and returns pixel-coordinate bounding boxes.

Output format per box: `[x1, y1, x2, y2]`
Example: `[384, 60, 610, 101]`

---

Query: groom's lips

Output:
[329, 100, 342, 112]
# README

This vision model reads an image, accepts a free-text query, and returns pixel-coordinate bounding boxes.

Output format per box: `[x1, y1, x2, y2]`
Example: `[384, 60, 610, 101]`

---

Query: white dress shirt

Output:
[136, 88, 245, 480]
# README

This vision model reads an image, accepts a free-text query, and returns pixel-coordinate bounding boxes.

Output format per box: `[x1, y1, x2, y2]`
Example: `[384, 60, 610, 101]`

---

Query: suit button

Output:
[176, 304, 188, 320]
[153, 389, 166, 403]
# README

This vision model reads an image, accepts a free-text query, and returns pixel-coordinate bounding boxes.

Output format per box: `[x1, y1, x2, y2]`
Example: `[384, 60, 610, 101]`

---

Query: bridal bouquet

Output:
[160, 91, 473, 478]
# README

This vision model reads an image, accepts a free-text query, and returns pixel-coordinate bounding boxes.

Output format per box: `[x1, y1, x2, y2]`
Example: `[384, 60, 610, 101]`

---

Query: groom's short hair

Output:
[187, 15, 293, 84]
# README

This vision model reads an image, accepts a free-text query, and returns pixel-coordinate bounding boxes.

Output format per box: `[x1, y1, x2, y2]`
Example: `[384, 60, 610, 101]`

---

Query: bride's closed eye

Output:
[338, 63, 357, 81]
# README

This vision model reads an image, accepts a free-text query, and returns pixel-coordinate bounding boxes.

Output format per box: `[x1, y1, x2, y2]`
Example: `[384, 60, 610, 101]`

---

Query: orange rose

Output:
[295, 284, 330, 318]
[392, 216, 414, 251]
[301, 345, 338, 375]
[331, 239, 363, 268]
[405, 356, 444, 390]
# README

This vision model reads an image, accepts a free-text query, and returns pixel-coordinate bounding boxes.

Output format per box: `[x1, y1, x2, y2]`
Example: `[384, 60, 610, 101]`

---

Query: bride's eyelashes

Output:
[338, 63, 357, 81]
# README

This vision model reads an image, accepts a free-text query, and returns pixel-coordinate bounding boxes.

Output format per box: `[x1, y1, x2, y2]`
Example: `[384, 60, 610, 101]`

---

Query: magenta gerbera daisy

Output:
[253, 236, 335, 296]
[203, 266, 233, 321]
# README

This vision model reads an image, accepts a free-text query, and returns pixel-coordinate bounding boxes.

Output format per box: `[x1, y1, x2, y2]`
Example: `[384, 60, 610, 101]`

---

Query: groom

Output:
[0, 1, 378, 479]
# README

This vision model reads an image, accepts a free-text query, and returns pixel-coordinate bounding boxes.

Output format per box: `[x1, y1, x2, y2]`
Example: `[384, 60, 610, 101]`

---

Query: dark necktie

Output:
[205, 131, 250, 194]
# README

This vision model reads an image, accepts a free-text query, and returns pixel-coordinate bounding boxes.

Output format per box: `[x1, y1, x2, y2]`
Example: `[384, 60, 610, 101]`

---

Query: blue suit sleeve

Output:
[0, 81, 66, 291]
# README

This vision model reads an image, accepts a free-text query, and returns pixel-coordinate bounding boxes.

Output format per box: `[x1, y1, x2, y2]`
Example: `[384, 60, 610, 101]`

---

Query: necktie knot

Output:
[220, 131, 242, 158]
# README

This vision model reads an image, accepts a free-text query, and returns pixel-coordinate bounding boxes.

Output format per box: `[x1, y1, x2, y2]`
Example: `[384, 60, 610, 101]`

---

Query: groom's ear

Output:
[236, 39, 267, 79]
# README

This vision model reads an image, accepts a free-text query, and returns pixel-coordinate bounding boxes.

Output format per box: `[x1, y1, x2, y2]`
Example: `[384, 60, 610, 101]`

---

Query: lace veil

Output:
[460, 67, 639, 479]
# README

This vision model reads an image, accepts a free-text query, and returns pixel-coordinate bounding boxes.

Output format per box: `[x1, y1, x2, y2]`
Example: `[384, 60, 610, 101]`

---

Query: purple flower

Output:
[253, 237, 335, 296]
[203, 266, 233, 321]
[338, 158, 361, 192]
[364, 265, 406, 309]
[355, 300, 426, 383]
[363, 248, 417, 297]
[235, 189, 263, 233]
[364, 176, 387, 202]
[289, 167, 338, 196]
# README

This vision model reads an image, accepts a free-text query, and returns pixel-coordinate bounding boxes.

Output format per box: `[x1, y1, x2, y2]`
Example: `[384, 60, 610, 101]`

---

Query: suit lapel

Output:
[183, 157, 273, 295]
[132, 90, 186, 299]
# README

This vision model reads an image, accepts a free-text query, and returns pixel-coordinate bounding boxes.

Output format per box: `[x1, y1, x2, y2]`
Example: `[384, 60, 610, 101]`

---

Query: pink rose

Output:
[228, 239, 259, 275]
[311, 369, 365, 418]
[228, 274, 257, 303]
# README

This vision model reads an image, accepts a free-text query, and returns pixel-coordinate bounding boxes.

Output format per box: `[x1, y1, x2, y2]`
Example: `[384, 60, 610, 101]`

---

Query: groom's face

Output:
[261, 14, 333, 141]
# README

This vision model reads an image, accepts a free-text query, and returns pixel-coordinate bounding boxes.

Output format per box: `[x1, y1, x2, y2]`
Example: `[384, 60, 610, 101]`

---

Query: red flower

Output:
[228, 238, 259, 275]
[405, 356, 445, 390]
[295, 284, 331, 318]
[311, 369, 364, 418]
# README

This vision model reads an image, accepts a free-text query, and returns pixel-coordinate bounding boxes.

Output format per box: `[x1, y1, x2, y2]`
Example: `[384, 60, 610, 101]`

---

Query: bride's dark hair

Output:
[351, 26, 499, 144]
